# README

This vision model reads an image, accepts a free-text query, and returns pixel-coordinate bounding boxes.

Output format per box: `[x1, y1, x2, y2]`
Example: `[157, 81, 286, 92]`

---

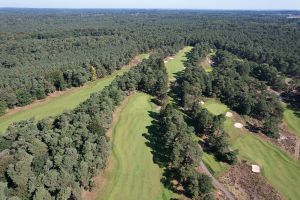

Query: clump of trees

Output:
[155, 105, 214, 199]
[190, 105, 238, 164]
[177, 44, 284, 138]
[0, 56, 169, 199]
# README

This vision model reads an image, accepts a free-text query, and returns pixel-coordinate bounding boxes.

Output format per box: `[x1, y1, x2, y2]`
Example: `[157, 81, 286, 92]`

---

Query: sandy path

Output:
[199, 161, 236, 200]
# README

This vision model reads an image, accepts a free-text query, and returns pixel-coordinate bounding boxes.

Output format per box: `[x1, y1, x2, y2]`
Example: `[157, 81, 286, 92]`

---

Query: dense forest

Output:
[0, 9, 299, 200]
[0, 9, 299, 114]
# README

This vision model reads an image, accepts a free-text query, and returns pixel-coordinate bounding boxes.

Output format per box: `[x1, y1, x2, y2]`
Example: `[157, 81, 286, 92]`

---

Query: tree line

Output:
[149, 105, 214, 199]
[0, 56, 169, 200]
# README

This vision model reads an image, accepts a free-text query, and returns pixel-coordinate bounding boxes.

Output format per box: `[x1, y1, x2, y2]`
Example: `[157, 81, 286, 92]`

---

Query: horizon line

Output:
[0, 7, 300, 11]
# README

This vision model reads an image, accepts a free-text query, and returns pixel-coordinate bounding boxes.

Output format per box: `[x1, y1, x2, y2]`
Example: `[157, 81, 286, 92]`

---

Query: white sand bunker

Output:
[164, 61, 168, 63]
[169, 57, 174, 60]
[226, 112, 233, 118]
[251, 164, 261, 173]
[199, 101, 205, 105]
[234, 122, 243, 129]
[278, 134, 287, 141]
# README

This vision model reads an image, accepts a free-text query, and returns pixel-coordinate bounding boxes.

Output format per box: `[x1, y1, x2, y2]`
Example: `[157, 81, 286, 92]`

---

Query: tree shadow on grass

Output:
[143, 111, 168, 168]
[142, 111, 183, 194]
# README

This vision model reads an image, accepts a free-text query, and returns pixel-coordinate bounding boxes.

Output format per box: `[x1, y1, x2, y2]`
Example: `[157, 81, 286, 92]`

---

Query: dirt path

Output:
[295, 139, 300, 160]
[199, 161, 236, 200]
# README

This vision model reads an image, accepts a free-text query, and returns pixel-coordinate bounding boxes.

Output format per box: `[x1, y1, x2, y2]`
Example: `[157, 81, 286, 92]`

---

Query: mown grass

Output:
[0, 54, 149, 134]
[165, 46, 193, 80]
[283, 104, 300, 138]
[202, 153, 228, 177]
[205, 100, 300, 200]
[202, 99, 229, 115]
[97, 93, 176, 200]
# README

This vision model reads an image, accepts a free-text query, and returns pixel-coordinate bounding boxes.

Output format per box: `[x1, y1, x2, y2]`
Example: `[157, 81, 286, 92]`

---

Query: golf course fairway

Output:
[165, 46, 192, 80]
[203, 99, 300, 199]
[0, 54, 149, 134]
[97, 93, 175, 200]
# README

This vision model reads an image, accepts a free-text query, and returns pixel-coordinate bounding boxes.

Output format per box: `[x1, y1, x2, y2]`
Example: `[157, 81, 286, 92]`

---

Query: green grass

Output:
[202, 99, 229, 115]
[283, 104, 300, 138]
[165, 46, 193, 80]
[0, 54, 149, 134]
[205, 99, 300, 199]
[202, 153, 228, 177]
[97, 93, 176, 200]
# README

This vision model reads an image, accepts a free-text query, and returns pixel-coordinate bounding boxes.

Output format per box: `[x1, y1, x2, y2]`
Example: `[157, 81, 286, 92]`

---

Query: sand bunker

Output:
[169, 57, 174, 60]
[226, 112, 233, 118]
[200, 101, 205, 105]
[164, 61, 168, 63]
[279, 134, 287, 141]
[251, 165, 261, 173]
[234, 123, 243, 129]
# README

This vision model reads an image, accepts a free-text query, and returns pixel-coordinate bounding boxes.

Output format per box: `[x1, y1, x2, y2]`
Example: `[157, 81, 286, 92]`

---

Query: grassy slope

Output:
[165, 46, 193, 80]
[97, 93, 175, 200]
[0, 54, 149, 134]
[283, 105, 300, 137]
[204, 99, 300, 199]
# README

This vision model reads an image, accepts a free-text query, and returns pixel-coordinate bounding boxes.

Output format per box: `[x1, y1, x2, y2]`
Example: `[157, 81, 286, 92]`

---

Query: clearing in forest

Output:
[200, 51, 215, 72]
[165, 46, 192, 80]
[203, 99, 300, 200]
[0, 54, 149, 134]
[96, 93, 176, 200]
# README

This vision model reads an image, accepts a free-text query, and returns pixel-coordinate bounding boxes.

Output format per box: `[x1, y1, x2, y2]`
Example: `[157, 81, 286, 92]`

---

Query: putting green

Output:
[0, 54, 149, 134]
[205, 99, 300, 199]
[97, 93, 176, 200]
[283, 105, 300, 138]
[165, 46, 192, 80]
[202, 99, 229, 115]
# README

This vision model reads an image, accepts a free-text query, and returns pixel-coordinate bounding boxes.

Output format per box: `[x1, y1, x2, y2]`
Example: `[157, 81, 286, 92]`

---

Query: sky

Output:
[0, 0, 299, 10]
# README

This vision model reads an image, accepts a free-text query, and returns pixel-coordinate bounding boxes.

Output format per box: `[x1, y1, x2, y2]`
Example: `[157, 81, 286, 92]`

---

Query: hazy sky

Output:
[0, 0, 299, 10]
